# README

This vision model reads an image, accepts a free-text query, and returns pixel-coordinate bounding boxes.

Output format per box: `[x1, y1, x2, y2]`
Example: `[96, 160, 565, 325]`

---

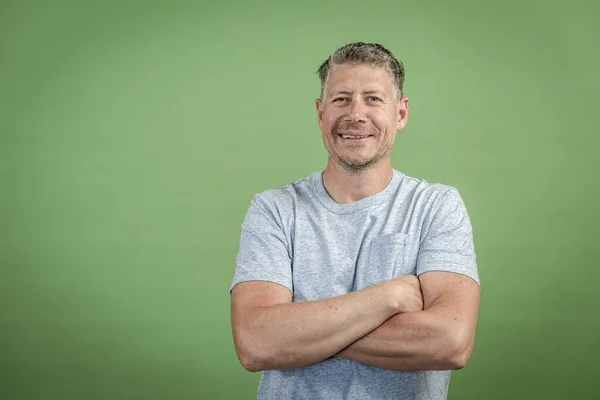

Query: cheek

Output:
[324, 108, 342, 123]
[379, 107, 397, 123]
[323, 117, 337, 133]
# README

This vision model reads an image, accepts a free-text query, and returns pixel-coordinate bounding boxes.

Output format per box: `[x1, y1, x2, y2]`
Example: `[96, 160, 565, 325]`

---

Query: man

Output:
[230, 42, 480, 400]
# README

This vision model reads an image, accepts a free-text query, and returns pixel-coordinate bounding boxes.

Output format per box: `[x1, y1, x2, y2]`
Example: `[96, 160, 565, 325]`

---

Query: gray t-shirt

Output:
[231, 170, 479, 400]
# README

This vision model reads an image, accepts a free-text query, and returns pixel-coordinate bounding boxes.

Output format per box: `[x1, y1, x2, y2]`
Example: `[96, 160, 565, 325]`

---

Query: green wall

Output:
[1, 1, 598, 399]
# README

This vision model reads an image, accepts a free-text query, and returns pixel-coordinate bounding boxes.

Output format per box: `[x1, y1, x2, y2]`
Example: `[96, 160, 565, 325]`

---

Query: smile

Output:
[338, 134, 372, 140]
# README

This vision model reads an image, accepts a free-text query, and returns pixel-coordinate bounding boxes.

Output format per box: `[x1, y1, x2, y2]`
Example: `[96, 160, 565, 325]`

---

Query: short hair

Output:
[317, 42, 405, 100]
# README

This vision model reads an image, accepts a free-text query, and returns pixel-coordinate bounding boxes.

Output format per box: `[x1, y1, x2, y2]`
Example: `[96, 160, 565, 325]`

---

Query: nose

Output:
[345, 98, 367, 123]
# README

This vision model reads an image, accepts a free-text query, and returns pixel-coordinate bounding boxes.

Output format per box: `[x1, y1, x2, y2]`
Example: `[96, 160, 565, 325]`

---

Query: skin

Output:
[315, 64, 409, 204]
[230, 63, 480, 373]
[231, 276, 423, 372]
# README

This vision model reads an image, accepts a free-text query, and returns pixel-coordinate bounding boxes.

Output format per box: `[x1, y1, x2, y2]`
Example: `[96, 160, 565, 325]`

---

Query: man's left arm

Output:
[337, 270, 480, 371]
[339, 187, 480, 371]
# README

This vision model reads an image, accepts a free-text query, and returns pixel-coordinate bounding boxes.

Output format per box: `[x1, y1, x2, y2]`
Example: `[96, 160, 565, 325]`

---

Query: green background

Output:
[1, 0, 599, 399]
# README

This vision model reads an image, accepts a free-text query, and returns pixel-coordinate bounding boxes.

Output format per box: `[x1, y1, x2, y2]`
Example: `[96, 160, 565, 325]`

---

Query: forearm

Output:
[338, 306, 472, 371]
[235, 282, 398, 371]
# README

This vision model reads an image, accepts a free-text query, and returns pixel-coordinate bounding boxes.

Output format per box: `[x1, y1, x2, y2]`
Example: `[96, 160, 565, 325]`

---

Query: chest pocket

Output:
[353, 233, 416, 291]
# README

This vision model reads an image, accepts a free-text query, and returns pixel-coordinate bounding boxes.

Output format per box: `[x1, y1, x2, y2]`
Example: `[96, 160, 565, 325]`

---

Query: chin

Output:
[336, 157, 375, 171]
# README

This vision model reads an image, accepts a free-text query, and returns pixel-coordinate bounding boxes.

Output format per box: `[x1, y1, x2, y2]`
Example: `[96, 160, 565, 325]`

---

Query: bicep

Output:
[230, 281, 293, 370]
[416, 188, 479, 285]
[418, 271, 480, 338]
[230, 281, 293, 331]
[231, 197, 294, 296]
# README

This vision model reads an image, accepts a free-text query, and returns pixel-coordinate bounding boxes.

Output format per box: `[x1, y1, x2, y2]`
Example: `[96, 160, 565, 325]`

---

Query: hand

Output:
[389, 275, 423, 314]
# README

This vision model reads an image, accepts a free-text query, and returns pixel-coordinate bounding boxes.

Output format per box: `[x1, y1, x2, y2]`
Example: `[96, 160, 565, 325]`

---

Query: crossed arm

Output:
[337, 271, 480, 371]
[230, 271, 480, 372]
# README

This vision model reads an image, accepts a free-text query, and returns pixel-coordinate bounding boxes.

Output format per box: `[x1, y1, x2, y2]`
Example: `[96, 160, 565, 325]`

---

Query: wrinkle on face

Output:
[316, 64, 405, 171]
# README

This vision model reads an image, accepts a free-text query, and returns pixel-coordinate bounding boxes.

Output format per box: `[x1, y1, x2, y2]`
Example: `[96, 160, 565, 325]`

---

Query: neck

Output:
[322, 158, 394, 204]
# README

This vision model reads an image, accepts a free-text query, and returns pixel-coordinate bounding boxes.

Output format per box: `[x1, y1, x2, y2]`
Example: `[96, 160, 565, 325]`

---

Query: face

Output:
[316, 64, 409, 171]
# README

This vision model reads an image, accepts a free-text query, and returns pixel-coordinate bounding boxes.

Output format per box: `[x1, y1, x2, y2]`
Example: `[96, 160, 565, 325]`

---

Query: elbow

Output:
[237, 349, 264, 373]
[233, 331, 273, 372]
[445, 335, 474, 370]
[447, 347, 472, 370]
[234, 339, 265, 372]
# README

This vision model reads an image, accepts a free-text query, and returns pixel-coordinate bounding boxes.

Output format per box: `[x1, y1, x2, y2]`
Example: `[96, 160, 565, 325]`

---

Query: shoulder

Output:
[395, 170, 461, 206]
[247, 172, 318, 220]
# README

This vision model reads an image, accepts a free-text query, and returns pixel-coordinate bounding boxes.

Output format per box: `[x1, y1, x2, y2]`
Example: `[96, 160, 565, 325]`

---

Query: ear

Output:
[396, 97, 409, 130]
[315, 97, 324, 127]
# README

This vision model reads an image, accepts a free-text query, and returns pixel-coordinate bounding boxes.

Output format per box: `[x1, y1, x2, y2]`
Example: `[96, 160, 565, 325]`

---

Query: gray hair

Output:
[317, 42, 405, 101]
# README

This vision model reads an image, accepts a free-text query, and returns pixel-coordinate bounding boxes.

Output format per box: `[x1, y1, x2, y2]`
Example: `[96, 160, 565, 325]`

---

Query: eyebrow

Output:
[329, 89, 386, 97]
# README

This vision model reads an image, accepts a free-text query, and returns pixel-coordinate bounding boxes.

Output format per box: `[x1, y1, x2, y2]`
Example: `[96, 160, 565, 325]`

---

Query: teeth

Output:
[341, 135, 367, 139]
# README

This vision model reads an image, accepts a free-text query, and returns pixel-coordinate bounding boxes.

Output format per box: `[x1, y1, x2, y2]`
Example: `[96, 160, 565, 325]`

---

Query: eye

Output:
[367, 96, 381, 102]
[332, 97, 348, 103]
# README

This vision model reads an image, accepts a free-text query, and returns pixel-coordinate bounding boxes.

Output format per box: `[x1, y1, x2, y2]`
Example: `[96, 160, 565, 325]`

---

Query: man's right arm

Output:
[230, 276, 422, 372]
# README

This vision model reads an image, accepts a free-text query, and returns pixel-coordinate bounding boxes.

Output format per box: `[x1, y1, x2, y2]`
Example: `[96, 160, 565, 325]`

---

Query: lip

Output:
[338, 130, 373, 135]
[337, 133, 373, 139]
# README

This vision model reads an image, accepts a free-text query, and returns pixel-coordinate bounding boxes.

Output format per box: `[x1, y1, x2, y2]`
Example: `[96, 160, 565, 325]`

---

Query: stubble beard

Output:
[329, 122, 390, 173]
[330, 149, 379, 172]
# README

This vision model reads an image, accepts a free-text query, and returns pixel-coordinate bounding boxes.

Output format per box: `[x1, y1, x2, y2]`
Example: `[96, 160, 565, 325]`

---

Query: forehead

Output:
[326, 64, 394, 93]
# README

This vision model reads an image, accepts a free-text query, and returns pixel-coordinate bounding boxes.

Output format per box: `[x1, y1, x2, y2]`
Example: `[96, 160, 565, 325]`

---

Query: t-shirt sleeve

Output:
[230, 195, 293, 294]
[416, 188, 480, 285]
